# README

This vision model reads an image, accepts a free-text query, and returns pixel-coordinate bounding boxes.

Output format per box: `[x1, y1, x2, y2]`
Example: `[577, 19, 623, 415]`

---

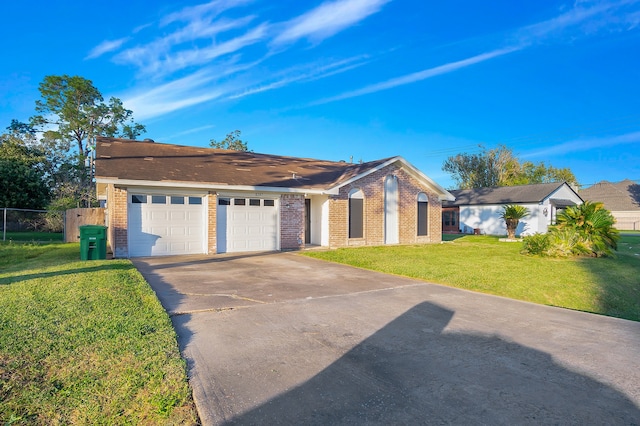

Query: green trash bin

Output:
[79, 225, 107, 260]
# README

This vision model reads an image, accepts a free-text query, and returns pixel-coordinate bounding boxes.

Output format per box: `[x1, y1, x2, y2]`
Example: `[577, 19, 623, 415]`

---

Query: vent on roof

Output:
[144, 157, 154, 161]
[143, 138, 155, 143]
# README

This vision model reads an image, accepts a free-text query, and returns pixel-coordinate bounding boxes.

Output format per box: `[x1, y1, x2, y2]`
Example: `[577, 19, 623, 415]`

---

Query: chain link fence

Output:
[1, 208, 65, 241]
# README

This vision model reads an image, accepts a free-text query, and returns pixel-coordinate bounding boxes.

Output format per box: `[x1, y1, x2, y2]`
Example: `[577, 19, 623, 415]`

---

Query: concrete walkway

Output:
[133, 252, 640, 425]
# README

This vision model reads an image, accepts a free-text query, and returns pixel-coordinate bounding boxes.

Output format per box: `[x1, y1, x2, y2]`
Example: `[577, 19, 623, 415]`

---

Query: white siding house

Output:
[443, 182, 583, 237]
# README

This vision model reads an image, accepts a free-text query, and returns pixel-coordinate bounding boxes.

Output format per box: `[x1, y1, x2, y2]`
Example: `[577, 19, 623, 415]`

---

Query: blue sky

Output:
[1, 0, 639, 189]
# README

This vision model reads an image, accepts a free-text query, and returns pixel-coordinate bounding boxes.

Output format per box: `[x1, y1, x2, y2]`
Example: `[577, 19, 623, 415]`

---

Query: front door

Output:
[304, 199, 311, 244]
[442, 207, 459, 233]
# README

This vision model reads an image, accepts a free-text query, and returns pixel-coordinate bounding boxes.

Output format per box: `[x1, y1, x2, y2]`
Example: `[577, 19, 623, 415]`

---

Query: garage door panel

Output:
[128, 193, 206, 257]
[221, 199, 278, 253]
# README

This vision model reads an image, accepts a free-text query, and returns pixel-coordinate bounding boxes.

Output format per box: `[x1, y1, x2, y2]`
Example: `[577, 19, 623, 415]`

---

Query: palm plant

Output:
[500, 204, 529, 239]
[554, 201, 619, 257]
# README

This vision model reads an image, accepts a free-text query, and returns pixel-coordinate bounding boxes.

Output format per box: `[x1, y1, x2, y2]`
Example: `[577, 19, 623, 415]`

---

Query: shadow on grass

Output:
[0, 263, 134, 286]
[224, 302, 639, 424]
[442, 233, 467, 241]
[575, 235, 640, 321]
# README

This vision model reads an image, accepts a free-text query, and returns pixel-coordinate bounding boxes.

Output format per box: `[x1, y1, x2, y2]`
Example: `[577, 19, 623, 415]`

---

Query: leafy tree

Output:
[499, 204, 529, 239]
[210, 130, 249, 151]
[0, 128, 50, 208]
[443, 145, 578, 189]
[28, 75, 146, 207]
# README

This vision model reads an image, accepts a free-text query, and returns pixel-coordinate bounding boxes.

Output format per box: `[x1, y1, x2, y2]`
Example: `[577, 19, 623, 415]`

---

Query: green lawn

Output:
[1, 231, 63, 242]
[0, 243, 198, 424]
[303, 235, 640, 321]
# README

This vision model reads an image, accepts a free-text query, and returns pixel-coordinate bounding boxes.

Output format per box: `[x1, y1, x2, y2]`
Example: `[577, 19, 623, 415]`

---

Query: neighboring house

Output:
[94, 138, 454, 258]
[442, 182, 583, 236]
[580, 179, 640, 230]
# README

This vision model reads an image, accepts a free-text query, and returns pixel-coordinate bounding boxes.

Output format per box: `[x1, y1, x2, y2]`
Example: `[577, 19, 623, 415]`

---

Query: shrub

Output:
[555, 201, 619, 257]
[521, 233, 551, 256]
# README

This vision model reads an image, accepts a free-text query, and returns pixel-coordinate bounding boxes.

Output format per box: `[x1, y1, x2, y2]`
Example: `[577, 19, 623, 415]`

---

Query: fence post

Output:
[3, 208, 6, 242]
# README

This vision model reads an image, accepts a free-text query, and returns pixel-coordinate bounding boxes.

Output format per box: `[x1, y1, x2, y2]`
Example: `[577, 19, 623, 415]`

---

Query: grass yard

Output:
[303, 235, 640, 322]
[0, 243, 198, 425]
[1, 231, 63, 242]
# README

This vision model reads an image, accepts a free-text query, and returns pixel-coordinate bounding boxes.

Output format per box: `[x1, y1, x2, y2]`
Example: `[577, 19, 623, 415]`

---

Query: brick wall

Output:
[328, 163, 443, 248]
[107, 184, 128, 258]
[280, 194, 305, 250]
[207, 192, 217, 254]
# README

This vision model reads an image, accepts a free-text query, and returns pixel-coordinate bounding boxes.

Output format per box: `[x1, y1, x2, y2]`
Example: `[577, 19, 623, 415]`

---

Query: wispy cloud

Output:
[160, 0, 253, 26]
[513, 0, 640, 45]
[162, 124, 217, 140]
[524, 131, 640, 158]
[309, 0, 640, 106]
[114, 16, 262, 76]
[122, 70, 227, 120]
[311, 46, 521, 105]
[228, 55, 371, 99]
[85, 37, 130, 59]
[273, 0, 389, 45]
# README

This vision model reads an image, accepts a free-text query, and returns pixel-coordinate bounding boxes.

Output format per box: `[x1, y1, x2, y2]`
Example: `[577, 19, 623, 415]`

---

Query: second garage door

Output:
[217, 197, 278, 253]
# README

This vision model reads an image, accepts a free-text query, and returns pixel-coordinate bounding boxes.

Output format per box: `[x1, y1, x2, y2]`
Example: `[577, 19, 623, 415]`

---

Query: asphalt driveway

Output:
[132, 252, 640, 425]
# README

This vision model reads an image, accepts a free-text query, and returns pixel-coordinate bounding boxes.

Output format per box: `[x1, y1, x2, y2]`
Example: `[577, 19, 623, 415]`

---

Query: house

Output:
[94, 138, 454, 257]
[579, 179, 640, 230]
[442, 182, 583, 236]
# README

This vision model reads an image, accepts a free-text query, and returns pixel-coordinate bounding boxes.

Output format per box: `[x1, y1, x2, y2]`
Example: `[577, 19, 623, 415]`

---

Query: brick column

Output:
[109, 185, 128, 258]
[280, 194, 305, 250]
[207, 192, 217, 254]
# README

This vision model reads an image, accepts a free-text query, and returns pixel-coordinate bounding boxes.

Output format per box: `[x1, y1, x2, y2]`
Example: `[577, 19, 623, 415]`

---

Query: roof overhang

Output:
[95, 177, 330, 195]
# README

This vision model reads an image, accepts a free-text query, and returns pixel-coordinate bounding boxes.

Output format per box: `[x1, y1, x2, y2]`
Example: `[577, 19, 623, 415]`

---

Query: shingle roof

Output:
[94, 137, 394, 191]
[443, 182, 576, 206]
[579, 179, 640, 211]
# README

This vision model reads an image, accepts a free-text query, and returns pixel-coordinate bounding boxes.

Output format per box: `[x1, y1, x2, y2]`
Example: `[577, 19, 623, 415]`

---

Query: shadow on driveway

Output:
[224, 302, 639, 425]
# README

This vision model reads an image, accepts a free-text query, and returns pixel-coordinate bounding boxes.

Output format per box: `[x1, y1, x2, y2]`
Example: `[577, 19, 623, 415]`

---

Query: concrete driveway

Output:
[132, 252, 640, 425]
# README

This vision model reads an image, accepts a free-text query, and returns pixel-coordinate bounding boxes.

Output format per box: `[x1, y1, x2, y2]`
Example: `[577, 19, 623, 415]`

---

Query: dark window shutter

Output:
[417, 201, 428, 236]
[349, 198, 364, 238]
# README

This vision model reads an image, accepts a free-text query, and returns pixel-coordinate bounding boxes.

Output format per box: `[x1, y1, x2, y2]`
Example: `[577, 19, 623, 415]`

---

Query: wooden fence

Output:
[64, 208, 106, 242]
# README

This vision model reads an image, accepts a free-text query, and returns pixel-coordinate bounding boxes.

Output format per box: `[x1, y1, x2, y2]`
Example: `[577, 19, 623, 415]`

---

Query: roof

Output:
[579, 179, 640, 211]
[94, 137, 453, 199]
[443, 182, 579, 206]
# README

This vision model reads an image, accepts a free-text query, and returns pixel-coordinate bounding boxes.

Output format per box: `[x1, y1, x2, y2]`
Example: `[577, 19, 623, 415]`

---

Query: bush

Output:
[521, 233, 551, 256]
[522, 202, 620, 258]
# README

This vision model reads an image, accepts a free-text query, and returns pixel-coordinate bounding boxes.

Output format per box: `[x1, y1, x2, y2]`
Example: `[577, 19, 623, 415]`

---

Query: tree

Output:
[0, 127, 50, 209]
[499, 204, 529, 239]
[442, 145, 579, 189]
[210, 130, 249, 151]
[28, 75, 146, 207]
[442, 145, 520, 189]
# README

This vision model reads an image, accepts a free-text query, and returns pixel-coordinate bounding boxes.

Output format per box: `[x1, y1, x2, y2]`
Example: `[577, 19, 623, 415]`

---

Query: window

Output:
[349, 189, 364, 238]
[189, 196, 202, 205]
[131, 194, 147, 203]
[249, 199, 260, 206]
[417, 193, 428, 236]
[218, 198, 230, 206]
[234, 198, 246, 206]
[170, 196, 185, 204]
[264, 199, 275, 207]
[151, 195, 166, 204]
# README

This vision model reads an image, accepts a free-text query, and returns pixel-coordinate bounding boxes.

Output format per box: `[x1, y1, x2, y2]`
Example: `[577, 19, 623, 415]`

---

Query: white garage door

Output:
[217, 197, 278, 253]
[128, 193, 206, 257]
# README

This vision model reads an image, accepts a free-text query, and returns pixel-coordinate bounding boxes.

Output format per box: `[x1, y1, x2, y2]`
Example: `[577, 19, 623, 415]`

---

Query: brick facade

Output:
[207, 192, 217, 254]
[105, 164, 443, 257]
[327, 164, 442, 248]
[280, 194, 305, 250]
[106, 184, 129, 258]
